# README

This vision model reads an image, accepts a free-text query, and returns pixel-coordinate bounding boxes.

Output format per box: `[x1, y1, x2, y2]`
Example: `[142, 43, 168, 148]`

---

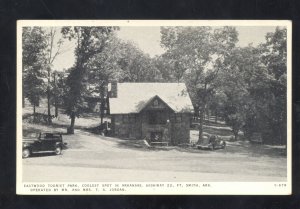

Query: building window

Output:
[149, 110, 167, 124]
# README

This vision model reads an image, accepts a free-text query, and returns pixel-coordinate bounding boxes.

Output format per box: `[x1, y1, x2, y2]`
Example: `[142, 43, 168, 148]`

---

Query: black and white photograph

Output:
[16, 20, 291, 195]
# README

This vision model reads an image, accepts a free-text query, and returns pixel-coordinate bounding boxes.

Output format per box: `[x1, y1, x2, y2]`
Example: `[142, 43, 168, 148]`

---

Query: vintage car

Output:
[197, 135, 226, 150]
[22, 132, 67, 158]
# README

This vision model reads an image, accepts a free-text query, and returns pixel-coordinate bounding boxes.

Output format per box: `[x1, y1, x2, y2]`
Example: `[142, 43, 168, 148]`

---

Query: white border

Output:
[16, 20, 292, 195]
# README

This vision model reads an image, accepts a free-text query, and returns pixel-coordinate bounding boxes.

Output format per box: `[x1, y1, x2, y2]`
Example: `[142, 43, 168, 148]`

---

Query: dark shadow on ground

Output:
[49, 122, 69, 130]
[25, 152, 63, 158]
[114, 137, 182, 152]
[191, 121, 234, 137]
[23, 123, 69, 135]
[23, 127, 42, 136]
[51, 119, 100, 132]
[23, 119, 100, 135]
[216, 141, 287, 158]
[116, 139, 152, 151]
[80, 112, 101, 118]
[82, 125, 108, 135]
[115, 138, 216, 154]
[203, 120, 228, 127]
[24, 117, 286, 158]
[116, 137, 286, 158]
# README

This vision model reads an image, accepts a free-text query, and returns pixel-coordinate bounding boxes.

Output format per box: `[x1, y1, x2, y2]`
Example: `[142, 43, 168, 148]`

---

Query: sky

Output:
[52, 26, 277, 71]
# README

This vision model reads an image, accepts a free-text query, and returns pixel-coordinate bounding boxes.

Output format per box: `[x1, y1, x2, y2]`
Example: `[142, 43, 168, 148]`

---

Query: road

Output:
[22, 130, 287, 182]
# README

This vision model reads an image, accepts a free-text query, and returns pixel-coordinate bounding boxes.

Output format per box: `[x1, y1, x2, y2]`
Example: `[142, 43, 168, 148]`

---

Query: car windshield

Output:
[40, 133, 61, 139]
[201, 138, 210, 144]
[24, 132, 38, 138]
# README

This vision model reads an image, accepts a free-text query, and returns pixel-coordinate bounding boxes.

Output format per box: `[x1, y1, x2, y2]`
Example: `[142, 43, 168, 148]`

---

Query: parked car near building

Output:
[197, 135, 226, 150]
[22, 132, 67, 158]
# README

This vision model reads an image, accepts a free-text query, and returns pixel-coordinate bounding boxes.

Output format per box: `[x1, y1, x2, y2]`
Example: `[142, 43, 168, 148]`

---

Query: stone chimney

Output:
[110, 81, 118, 98]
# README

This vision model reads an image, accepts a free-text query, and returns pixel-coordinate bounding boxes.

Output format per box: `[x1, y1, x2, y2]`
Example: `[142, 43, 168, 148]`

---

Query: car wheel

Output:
[22, 148, 30, 158]
[55, 147, 62, 155]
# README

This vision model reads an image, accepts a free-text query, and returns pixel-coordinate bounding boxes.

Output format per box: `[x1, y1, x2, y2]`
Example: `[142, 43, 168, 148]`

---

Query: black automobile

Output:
[22, 132, 67, 158]
[197, 135, 226, 150]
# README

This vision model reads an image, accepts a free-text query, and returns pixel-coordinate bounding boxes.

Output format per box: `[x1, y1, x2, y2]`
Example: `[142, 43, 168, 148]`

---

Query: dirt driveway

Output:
[22, 130, 287, 182]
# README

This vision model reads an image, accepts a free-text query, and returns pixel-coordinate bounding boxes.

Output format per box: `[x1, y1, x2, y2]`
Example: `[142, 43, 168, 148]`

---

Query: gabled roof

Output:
[137, 95, 175, 113]
[110, 83, 194, 114]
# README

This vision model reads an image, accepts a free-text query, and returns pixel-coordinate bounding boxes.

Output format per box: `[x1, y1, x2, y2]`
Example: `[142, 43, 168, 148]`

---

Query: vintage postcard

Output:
[17, 20, 292, 195]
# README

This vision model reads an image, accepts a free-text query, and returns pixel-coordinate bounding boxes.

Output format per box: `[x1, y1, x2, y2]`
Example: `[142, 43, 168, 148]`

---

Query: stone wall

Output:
[111, 112, 192, 145]
[111, 114, 141, 139]
[140, 110, 171, 143]
[170, 113, 191, 145]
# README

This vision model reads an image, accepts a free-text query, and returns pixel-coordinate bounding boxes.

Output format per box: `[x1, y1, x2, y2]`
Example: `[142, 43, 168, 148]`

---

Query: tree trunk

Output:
[198, 109, 204, 141]
[197, 83, 207, 143]
[100, 106, 104, 124]
[106, 96, 110, 115]
[233, 130, 239, 141]
[47, 67, 52, 124]
[207, 109, 210, 125]
[215, 110, 218, 123]
[53, 72, 58, 117]
[100, 83, 106, 124]
[68, 113, 75, 134]
[194, 106, 199, 121]
[55, 103, 58, 117]
[33, 104, 36, 122]
[47, 86, 52, 124]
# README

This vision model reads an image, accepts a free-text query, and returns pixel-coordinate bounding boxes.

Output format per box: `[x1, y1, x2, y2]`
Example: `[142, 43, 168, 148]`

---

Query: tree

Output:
[61, 26, 118, 134]
[258, 27, 287, 144]
[86, 36, 163, 123]
[24, 66, 47, 121]
[86, 36, 124, 124]
[116, 41, 160, 82]
[215, 28, 287, 144]
[51, 70, 67, 117]
[222, 27, 287, 144]
[160, 26, 238, 141]
[208, 91, 227, 123]
[22, 27, 48, 119]
[215, 44, 266, 141]
[44, 28, 64, 123]
[151, 55, 174, 82]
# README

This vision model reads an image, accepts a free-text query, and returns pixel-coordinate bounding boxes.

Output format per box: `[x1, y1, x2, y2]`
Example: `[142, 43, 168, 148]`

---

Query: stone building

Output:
[109, 82, 194, 145]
